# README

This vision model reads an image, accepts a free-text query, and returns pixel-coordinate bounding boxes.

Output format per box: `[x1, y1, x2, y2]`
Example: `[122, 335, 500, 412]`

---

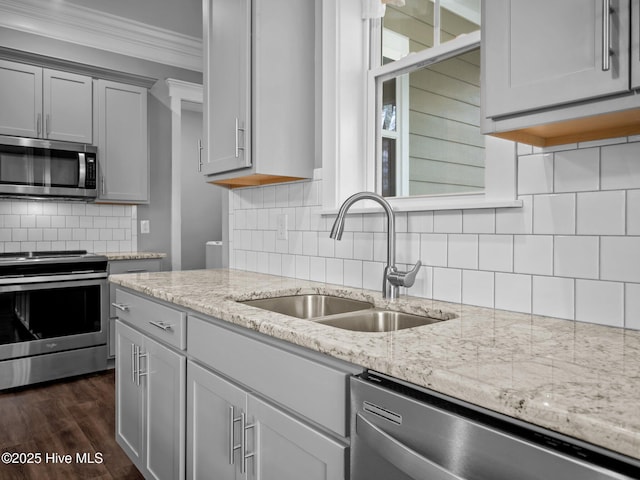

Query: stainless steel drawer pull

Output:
[149, 320, 174, 331]
[112, 302, 130, 312]
[602, 0, 613, 71]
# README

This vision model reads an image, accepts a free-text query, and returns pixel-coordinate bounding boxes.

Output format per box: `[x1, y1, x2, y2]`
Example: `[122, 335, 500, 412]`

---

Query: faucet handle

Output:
[387, 260, 422, 288]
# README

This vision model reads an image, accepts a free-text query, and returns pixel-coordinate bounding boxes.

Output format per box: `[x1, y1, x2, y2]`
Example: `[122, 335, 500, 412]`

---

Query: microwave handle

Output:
[78, 153, 86, 188]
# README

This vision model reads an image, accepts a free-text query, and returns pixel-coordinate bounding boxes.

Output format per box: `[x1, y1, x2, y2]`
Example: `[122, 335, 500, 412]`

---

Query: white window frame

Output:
[321, 0, 520, 213]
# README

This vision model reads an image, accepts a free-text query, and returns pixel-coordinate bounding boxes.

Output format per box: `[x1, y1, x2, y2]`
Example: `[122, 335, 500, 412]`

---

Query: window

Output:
[371, 0, 485, 198]
[321, 0, 518, 212]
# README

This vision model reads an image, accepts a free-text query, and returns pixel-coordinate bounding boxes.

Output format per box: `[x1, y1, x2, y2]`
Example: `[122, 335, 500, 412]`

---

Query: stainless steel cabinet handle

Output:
[228, 406, 242, 465]
[148, 320, 173, 331]
[101, 176, 106, 195]
[112, 302, 130, 312]
[356, 413, 464, 480]
[45, 114, 50, 137]
[198, 139, 204, 172]
[136, 348, 147, 386]
[235, 118, 245, 158]
[36, 113, 41, 137]
[602, 0, 613, 71]
[240, 413, 256, 474]
[130, 343, 136, 384]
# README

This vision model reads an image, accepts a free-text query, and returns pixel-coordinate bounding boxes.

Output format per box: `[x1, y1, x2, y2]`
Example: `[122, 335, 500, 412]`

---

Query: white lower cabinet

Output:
[187, 360, 347, 480]
[113, 287, 358, 480]
[115, 320, 186, 480]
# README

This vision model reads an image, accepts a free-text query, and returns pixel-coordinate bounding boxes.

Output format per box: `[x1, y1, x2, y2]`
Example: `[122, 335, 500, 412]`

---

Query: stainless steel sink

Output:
[315, 309, 442, 332]
[240, 294, 373, 319]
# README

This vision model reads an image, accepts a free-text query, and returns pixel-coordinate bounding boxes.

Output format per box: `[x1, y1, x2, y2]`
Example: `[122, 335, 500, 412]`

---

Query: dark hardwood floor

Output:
[0, 369, 144, 480]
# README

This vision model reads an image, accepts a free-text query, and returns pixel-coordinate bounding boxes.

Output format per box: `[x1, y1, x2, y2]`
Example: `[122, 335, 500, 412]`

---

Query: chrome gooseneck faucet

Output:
[329, 191, 422, 299]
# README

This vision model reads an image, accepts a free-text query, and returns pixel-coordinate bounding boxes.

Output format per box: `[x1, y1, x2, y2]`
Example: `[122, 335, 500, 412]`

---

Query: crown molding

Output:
[0, 0, 202, 72]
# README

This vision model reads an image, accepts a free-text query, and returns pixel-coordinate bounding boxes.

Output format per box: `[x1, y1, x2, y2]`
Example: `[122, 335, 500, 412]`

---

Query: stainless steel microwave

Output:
[0, 136, 97, 200]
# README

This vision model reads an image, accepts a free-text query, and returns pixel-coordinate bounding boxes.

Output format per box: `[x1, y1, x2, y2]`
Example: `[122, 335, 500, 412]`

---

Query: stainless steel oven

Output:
[0, 251, 108, 389]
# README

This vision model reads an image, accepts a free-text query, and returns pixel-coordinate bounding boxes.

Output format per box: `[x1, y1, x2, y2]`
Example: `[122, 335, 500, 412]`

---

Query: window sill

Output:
[321, 195, 522, 215]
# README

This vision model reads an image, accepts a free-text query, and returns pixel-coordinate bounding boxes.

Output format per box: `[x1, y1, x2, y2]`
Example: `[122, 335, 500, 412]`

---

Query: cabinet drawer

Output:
[114, 289, 186, 350]
[188, 315, 360, 437]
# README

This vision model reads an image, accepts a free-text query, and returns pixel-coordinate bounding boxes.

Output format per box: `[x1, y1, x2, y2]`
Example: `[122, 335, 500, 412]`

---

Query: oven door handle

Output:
[356, 413, 466, 480]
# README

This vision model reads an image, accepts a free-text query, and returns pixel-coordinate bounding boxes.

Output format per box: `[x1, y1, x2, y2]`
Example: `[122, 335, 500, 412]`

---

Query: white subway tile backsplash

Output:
[496, 195, 533, 234]
[627, 190, 640, 235]
[478, 234, 512, 272]
[532, 276, 574, 320]
[554, 236, 598, 279]
[533, 194, 575, 235]
[575, 280, 623, 327]
[601, 142, 640, 190]
[295, 255, 310, 280]
[302, 231, 319, 256]
[518, 153, 553, 194]
[601, 237, 640, 282]
[362, 261, 384, 291]
[344, 259, 363, 288]
[434, 210, 462, 233]
[462, 209, 495, 234]
[554, 147, 600, 192]
[353, 232, 374, 261]
[433, 267, 461, 303]
[625, 284, 640, 330]
[495, 273, 531, 313]
[326, 258, 344, 285]
[514, 235, 553, 275]
[448, 234, 478, 269]
[421, 234, 448, 267]
[396, 233, 420, 264]
[577, 191, 625, 235]
[462, 270, 494, 308]
[334, 231, 353, 259]
[408, 211, 434, 233]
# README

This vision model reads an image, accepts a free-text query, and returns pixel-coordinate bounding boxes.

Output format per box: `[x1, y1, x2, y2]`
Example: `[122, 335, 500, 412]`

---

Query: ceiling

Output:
[65, 0, 202, 38]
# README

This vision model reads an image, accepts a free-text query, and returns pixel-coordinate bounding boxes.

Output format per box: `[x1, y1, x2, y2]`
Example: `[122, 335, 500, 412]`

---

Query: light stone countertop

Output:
[102, 252, 167, 261]
[109, 268, 640, 461]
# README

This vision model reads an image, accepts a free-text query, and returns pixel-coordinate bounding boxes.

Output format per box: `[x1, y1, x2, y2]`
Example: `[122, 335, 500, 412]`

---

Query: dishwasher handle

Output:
[356, 412, 466, 480]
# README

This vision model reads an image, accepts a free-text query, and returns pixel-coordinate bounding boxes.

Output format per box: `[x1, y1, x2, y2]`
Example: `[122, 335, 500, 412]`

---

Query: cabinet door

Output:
[97, 79, 149, 203]
[187, 361, 246, 480]
[43, 69, 92, 143]
[484, 0, 630, 118]
[202, 0, 251, 175]
[115, 320, 145, 471]
[247, 395, 347, 480]
[0, 60, 42, 138]
[144, 336, 186, 480]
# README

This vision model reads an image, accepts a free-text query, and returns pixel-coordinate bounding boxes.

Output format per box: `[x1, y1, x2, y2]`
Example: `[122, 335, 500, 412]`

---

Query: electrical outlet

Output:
[276, 214, 288, 240]
[140, 220, 150, 234]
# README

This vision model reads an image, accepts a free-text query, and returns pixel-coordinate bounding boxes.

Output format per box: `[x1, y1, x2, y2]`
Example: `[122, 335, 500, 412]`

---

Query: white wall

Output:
[228, 135, 640, 330]
[0, 200, 136, 253]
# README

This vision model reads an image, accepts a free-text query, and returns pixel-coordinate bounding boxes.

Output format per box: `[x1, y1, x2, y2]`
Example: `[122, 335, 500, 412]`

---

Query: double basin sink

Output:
[240, 294, 448, 332]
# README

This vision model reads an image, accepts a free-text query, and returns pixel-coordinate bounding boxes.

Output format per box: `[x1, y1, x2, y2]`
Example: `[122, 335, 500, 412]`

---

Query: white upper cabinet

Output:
[482, 0, 640, 147]
[96, 79, 149, 203]
[484, 0, 630, 118]
[202, 0, 316, 188]
[0, 59, 92, 143]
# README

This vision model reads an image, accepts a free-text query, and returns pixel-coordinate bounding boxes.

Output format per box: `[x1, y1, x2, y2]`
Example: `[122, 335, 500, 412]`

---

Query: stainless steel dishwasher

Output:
[350, 372, 640, 480]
